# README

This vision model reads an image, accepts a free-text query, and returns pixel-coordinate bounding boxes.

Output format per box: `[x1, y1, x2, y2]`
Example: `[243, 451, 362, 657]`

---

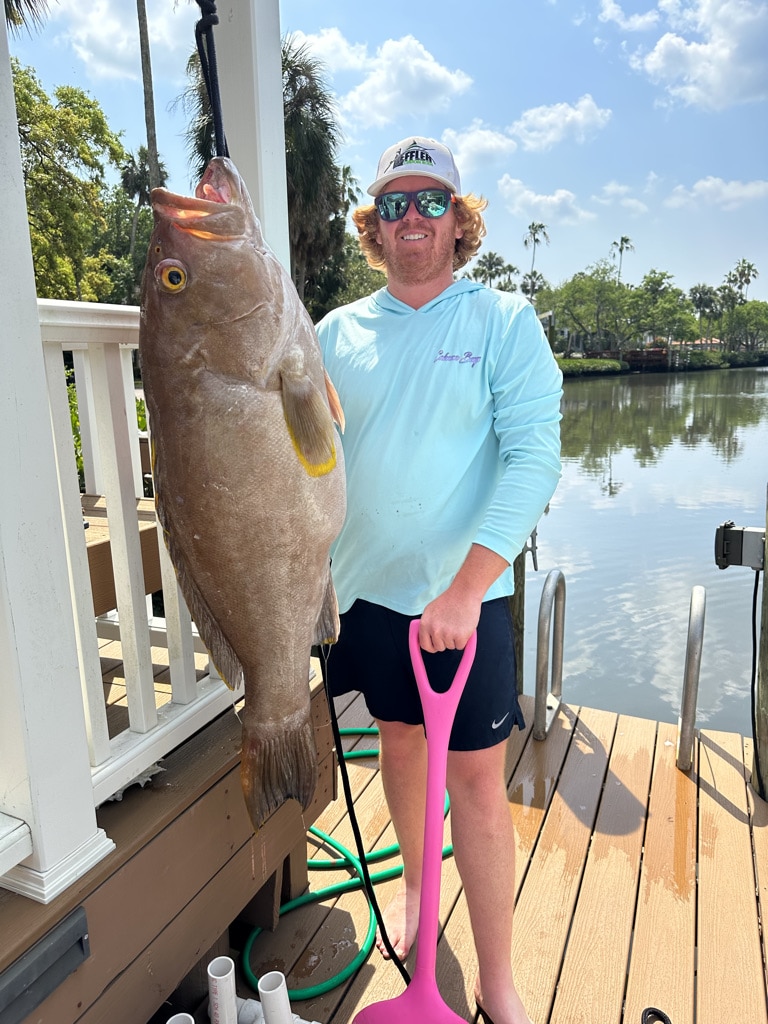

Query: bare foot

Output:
[475, 980, 533, 1024]
[375, 887, 419, 960]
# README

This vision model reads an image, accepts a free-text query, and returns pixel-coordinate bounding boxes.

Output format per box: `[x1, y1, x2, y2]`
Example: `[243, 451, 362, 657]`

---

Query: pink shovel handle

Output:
[408, 620, 477, 748]
[406, 619, 477, 982]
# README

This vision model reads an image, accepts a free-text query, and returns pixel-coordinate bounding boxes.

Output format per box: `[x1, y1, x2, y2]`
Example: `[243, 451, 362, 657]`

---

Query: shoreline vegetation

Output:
[557, 349, 768, 377]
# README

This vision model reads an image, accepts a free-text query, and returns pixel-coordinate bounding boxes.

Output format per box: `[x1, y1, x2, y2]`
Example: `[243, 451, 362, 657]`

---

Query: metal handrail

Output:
[676, 585, 706, 771]
[534, 569, 566, 740]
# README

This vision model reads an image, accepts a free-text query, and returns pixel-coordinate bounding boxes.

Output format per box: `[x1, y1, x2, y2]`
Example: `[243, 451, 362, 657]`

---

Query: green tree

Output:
[610, 235, 634, 284]
[333, 234, 386, 308]
[12, 58, 127, 300]
[554, 260, 630, 351]
[689, 283, 719, 341]
[282, 36, 353, 304]
[523, 221, 550, 276]
[630, 270, 697, 344]
[121, 146, 167, 276]
[726, 300, 768, 352]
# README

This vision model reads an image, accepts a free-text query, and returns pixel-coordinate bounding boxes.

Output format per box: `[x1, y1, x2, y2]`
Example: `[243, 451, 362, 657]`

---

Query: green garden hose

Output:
[241, 728, 453, 1001]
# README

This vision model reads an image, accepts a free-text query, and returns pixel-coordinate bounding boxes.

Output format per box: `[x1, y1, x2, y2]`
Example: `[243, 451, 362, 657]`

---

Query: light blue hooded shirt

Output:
[316, 279, 563, 615]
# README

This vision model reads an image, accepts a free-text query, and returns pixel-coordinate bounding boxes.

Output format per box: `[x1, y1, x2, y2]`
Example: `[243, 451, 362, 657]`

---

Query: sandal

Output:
[642, 1010, 672, 1024]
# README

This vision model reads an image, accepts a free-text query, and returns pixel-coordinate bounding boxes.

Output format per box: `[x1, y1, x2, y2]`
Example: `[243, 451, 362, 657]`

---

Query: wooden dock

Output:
[234, 687, 768, 1024]
[4, 637, 768, 1024]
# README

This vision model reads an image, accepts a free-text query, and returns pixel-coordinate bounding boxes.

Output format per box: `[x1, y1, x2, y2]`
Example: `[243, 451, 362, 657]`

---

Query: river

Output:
[522, 366, 768, 738]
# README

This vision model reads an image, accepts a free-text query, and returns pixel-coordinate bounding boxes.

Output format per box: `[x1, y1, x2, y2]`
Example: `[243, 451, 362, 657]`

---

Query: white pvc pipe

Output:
[208, 955, 239, 1024]
[166, 1015, 195, 1024]
[258, 971, 294, 1024]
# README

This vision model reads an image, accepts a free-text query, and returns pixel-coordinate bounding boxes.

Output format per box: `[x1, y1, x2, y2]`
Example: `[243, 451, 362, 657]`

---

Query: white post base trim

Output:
[0, 829, 115, 904]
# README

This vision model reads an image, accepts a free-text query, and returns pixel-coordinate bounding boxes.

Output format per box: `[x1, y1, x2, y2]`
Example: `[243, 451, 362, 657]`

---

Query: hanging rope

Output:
[195, 0, 229, 158]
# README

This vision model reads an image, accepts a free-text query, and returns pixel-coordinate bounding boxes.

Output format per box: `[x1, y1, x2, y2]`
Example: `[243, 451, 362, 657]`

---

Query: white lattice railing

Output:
[39, 298, 242, 807]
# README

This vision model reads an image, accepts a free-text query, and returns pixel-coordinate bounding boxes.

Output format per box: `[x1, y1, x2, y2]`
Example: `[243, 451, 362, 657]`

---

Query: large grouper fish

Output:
[139, 157, 346, 830]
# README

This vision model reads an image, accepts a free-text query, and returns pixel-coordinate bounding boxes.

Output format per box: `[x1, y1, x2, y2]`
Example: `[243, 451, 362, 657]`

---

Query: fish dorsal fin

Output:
[281, 366, 339, 477]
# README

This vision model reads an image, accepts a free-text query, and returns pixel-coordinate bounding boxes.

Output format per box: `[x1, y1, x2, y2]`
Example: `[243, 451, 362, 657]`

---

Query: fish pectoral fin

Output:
[281, 371, 339, 478]
[324, 369, 345, 433]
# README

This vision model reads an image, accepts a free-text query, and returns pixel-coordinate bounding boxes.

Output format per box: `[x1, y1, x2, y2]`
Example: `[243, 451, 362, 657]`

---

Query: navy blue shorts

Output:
[321, 597, 524, 751]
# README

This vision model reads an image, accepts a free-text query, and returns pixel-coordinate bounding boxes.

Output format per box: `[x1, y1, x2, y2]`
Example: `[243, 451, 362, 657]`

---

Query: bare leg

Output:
[375, 718, 427, 959]
[448, 741, 532, 1024]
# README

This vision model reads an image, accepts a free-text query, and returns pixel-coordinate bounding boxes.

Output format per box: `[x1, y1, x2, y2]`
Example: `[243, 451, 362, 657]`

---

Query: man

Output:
[317, 137, 562, 1024]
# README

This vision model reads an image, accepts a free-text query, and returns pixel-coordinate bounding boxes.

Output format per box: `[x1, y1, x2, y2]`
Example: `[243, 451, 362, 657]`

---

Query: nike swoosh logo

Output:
[492, 712, 510, 730]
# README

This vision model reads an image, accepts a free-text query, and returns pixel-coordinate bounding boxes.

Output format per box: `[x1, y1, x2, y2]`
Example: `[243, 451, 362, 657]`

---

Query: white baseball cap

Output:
[367, 136, 461, 196]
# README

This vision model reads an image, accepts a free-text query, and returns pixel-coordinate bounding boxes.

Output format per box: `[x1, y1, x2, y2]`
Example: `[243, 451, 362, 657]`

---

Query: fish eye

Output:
[155, 259, 188, 292]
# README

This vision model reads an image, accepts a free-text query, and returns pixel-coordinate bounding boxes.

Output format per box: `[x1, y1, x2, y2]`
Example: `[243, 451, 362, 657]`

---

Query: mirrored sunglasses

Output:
[374, 189, 454, 222]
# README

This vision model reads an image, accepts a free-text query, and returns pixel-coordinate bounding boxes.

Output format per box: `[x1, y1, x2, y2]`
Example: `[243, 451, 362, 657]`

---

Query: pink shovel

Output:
[353, 618, 478, 1024]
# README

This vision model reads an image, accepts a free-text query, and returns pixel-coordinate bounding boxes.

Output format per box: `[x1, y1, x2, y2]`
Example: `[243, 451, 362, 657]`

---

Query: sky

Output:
[8, 0, 768, 300]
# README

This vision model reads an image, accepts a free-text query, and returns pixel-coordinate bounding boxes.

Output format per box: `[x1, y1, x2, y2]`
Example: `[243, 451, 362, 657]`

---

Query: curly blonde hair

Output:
[351, 193, 488, 273]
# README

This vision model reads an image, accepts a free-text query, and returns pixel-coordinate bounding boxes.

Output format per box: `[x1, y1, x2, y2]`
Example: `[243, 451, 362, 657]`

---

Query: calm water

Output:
[521, 367, 768, 737]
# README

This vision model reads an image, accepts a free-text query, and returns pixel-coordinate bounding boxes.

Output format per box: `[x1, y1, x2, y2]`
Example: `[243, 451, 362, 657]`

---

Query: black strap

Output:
[319, 646, 412, 987]
[194, 1, 229, 158]
[642, 1009, 672, 1024]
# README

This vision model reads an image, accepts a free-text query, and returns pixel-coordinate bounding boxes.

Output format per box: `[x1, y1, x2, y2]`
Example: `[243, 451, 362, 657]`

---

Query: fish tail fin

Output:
[282, 372, 339, 478]
[314, 568, 340, 645]
[160, 524, 243, 690]
[240, 716, 317, 830]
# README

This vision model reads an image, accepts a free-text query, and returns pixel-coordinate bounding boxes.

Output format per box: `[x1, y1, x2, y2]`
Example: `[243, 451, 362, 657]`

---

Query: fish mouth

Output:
[151, 157, 248, 240]
[151, 192, 245, 240]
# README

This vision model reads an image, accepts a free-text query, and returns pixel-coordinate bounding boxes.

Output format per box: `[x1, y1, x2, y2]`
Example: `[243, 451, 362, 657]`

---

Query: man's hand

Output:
[418, 544, 510, 653]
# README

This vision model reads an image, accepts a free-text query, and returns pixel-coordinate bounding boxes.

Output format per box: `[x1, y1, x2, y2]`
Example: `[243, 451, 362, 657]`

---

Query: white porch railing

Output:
[39, 297, 242, 807]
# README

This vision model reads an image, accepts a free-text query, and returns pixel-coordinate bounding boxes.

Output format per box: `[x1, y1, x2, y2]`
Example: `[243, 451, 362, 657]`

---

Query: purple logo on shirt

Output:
[434, 349, 481, 368]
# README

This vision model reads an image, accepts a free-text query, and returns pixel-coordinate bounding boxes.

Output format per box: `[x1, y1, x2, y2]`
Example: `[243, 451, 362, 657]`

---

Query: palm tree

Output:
[521, 270, 547, 305]
[5, 0, 49, 32]
[523, 222, 550, 276]
[497, 262, 519, 292]
[176, 37, 353, 307]
[471, 251, 506, 286]
[136, 0, 162, 191]
[731, 259, 759, 301]
[121, 146, 167, 264]
[689, 283, 718, 341]
[281, 37, 349, 301]
[610, 236, 635, 284]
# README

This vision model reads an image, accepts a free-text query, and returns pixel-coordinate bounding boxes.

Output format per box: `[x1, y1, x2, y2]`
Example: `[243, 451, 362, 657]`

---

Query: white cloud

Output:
[336, 35, 472, 128]
[510, 94, 612, 151]
[498, 176, 596, 226]
[599, 0, 660, 32]
[441, 121, 517, 180]
[47, 0, 196, 82]
[630, 0, 768, 109]
[592, 181, 650, 215]
[289, 28, 369, 73]
[665, 175, 768, 210]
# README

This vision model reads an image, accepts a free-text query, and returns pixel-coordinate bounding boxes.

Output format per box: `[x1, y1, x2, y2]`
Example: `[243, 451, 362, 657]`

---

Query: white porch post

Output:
[214, 0, 291, 269]
[0, 23, 114, 901]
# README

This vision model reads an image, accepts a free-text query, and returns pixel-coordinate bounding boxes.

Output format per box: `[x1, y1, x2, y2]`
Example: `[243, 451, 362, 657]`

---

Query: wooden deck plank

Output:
[549, 714, 656, 1024]
[442, 698, 574, 1017]
[746, 737, 768, 1006]
[697, 729, 768, 1024]
[509, 706, 618, 1024]
[624, 720, 698, 1024]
